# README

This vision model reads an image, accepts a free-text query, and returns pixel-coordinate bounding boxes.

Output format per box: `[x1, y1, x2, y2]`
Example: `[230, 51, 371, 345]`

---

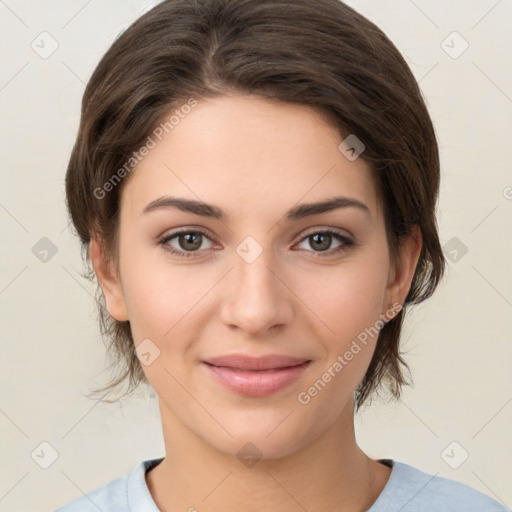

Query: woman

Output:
[55, 0, 507, 510]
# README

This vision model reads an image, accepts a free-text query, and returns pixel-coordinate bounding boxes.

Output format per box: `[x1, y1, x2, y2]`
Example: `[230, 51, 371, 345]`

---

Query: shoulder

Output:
[54, 473, 128, 512]
[54, 458, 163, 512]
[370, 460, 509, 512]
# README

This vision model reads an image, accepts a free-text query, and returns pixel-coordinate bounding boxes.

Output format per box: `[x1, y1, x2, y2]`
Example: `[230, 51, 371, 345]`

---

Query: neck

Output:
[146, 397, 391, 512]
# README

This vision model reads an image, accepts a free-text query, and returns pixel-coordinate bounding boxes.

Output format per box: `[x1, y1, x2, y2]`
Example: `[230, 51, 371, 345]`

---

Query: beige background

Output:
[0, 1, 511, 510]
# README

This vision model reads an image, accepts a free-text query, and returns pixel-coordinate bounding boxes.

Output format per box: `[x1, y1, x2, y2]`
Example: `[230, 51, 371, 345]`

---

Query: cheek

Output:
[121, 264, 204, 395]
[122, 242, 389, 350]
[118, 236, 205, 338]
[123, 274, 205, 347]
[294, 257, 390, 404]
[299, 259, 389, 342]
[294, 267, 387, 419]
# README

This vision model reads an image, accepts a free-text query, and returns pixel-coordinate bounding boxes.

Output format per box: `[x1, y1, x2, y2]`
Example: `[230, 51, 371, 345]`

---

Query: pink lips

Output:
[202, 354, 312, 397]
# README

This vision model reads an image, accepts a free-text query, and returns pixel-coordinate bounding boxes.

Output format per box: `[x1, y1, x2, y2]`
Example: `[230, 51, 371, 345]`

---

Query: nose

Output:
[219, 245, 294, 336]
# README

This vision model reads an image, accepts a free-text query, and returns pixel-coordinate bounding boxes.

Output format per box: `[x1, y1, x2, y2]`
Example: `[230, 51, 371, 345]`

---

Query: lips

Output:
[203, 354, 310, 371]
[202, 354, 312, 397]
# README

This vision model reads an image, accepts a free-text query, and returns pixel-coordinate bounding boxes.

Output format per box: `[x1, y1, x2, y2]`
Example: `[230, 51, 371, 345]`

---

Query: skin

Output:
[90, 93, 422, 512]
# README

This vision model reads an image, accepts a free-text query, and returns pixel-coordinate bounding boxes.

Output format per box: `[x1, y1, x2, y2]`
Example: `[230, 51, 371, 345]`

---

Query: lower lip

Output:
[202, 361, 311, 397]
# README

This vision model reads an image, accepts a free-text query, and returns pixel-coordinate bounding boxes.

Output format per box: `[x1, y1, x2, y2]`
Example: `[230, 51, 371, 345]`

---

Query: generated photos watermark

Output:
[297, 302, 402, 405]
[93, 97, 198, 200]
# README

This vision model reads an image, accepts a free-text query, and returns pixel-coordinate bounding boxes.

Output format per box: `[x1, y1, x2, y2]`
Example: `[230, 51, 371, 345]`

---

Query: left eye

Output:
[295, 230, 354, 255]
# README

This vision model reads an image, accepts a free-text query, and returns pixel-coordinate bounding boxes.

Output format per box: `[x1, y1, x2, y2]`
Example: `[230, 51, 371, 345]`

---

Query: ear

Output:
[89, 237, 129, 322]
[383, 225, 422, 316]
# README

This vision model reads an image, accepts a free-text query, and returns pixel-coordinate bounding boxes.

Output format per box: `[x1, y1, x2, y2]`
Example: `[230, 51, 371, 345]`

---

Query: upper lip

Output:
[203, 354, 311, 371]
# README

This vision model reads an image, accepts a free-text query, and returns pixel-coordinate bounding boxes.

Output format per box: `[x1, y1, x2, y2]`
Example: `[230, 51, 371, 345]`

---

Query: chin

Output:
[195, 412, 319, 463]
[213, 433, 305, 463]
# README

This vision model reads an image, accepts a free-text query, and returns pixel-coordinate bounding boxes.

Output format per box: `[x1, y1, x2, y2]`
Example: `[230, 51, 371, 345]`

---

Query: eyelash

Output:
[158, 228, 354, 259]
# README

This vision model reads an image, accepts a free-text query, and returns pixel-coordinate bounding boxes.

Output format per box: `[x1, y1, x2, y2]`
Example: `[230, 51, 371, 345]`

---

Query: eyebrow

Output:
[142, 195, 371, 221]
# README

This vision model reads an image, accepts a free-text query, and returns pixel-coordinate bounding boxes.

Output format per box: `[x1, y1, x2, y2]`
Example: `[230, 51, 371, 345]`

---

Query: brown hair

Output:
[65, 0, 446, 410]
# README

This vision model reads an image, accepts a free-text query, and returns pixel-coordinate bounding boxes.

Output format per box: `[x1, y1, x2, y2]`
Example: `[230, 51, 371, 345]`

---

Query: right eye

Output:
[158, 229, 216, 258]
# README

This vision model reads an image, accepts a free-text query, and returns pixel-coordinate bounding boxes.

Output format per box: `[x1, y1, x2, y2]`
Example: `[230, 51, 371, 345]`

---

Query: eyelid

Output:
[159, 225, 352, 244]
[158, 226, 216, 245]
[158, 225, 215, 239]
[297, 226, 352, 241]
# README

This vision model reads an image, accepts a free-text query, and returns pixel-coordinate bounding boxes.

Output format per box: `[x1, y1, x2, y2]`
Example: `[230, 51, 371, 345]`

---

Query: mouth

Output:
[201, 354, 312, 397]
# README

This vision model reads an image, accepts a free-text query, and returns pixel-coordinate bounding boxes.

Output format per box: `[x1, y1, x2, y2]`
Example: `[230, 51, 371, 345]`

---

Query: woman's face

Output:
[95, 93, 419, 458]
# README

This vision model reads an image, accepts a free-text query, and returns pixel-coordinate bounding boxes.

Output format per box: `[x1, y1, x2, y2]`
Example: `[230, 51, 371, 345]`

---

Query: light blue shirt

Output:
[54, 457, 509, 511]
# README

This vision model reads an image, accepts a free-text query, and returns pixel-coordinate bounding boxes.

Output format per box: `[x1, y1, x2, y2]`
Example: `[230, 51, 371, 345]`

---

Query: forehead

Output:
[121, 94, 380, 222]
